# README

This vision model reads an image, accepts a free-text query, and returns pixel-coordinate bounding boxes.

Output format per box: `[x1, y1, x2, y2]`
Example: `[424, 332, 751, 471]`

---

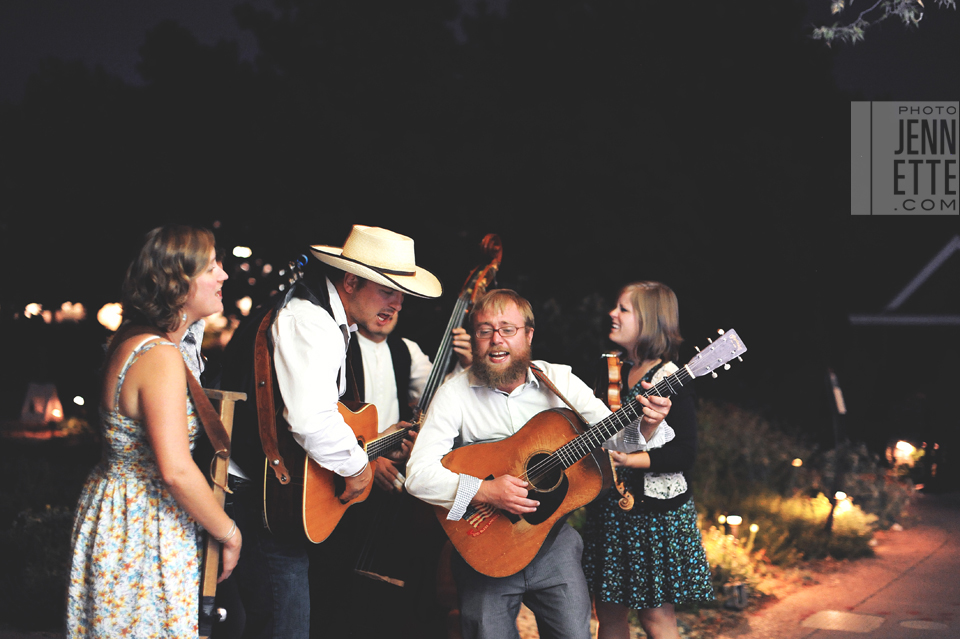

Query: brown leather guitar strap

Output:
[529, 363, 588, 424]
[529, 363, 634, 510]
[184, 367, 233, 494]
[254, 307, 291, 484]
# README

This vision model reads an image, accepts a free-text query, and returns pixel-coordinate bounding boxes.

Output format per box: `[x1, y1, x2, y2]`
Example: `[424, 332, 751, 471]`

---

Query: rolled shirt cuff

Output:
[447, 474, 482, 521]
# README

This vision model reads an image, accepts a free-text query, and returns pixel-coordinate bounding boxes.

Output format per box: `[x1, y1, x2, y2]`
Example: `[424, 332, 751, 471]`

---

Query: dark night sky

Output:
[0, 0, 269, 104]
[0, 0, 957, 456]
[3, 0, 957, 103]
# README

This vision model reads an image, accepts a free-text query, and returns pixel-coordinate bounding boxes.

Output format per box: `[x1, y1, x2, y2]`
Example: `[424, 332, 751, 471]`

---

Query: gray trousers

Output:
[451, 523, 592, 639]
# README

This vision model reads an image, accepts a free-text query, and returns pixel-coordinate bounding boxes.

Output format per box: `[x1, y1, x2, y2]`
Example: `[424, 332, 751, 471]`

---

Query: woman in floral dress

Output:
[582, 281, 714, 639]
[67, 225, 239, 638]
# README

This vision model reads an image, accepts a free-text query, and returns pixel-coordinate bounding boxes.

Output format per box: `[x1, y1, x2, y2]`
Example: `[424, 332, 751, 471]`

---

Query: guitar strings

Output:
[420, 293, 470, 412]
[520, 369, 693, 487]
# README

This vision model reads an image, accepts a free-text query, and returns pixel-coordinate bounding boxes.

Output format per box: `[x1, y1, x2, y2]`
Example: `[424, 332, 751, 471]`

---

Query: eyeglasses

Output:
[475, 325, 525, 339]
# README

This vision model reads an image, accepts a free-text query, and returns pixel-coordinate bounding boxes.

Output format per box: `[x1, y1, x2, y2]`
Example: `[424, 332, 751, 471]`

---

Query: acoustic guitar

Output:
[436, 329, 747, 578]
[266, 235, 504, 544]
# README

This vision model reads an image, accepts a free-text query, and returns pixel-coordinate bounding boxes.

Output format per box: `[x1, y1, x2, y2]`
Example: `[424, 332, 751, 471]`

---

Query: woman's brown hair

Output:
[121, 225, 216, 332]
[620, 281, 683, 363]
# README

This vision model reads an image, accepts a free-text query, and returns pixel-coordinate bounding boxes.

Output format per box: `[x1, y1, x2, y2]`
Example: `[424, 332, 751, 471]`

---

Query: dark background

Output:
[1, 0, 958, 482]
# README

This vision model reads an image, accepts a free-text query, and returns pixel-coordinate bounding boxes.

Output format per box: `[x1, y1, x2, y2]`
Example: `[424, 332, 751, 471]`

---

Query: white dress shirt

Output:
[405, 360, 671, 520]
[355, 333, 433, 432]
[270, 277, 368, 478]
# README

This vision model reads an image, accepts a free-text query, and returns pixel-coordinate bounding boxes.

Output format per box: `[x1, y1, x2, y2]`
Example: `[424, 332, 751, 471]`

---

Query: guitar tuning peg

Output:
[711, 372, 718, 379]
[737, 356, 743, 362]
[724, 364, 731, 370]
[717, 328, 725, 335]
[694, 346, 701, 353]
[707, 338, 713, 344]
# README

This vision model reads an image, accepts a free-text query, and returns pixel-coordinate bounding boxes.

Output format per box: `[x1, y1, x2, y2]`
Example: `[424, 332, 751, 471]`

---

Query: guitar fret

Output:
[547, 368, 694, 472]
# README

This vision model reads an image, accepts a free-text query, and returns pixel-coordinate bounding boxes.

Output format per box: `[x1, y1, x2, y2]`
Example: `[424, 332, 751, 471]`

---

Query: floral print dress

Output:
[67, 337, 202, 638]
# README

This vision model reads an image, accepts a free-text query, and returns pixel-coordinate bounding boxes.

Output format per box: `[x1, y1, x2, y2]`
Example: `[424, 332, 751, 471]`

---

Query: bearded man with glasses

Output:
[406, 289, 674, 639]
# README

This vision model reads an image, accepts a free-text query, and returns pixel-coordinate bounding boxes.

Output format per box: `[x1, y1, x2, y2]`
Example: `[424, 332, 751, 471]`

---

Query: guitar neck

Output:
[365, 425, 413, 461]
[555, 365, 694, 468]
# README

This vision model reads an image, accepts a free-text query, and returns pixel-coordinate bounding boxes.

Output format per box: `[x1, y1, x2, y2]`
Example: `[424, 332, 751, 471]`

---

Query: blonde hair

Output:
[620, 281, 682, 363]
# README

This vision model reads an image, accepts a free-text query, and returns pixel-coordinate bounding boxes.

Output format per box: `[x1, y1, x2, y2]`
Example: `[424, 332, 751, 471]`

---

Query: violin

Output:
[603, 352, 622, 411]
[602, 352, 634, 511]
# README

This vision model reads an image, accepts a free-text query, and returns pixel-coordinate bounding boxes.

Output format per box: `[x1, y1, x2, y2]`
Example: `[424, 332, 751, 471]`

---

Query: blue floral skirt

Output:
[581, 495, 715, 609]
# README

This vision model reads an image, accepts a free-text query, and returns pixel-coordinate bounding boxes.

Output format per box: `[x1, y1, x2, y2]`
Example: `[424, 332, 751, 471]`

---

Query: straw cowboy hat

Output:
[310, 225, 442, 299]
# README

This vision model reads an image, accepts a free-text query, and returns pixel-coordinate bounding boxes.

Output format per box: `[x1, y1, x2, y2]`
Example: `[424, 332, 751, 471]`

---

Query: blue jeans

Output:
[231, 477, 310, 639]
[451, 524, 592, 639]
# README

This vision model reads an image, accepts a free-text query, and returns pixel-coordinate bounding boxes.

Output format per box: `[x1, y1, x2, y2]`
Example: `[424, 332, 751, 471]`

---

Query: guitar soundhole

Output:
[526, 453, 562, 492]
[333, 474, 345, 500]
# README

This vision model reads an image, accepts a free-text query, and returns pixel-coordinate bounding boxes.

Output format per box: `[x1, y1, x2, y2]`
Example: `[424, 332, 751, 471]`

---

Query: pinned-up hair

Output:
[121, 225, 216, 332]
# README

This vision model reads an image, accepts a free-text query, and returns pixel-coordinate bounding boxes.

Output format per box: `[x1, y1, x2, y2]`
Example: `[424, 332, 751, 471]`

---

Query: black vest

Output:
[347, 333, 414, 424]
[221, 276, 336, 480]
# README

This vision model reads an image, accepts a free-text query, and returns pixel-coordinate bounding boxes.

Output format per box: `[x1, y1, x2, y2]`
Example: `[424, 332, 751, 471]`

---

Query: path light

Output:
[745, 523, 760, 553]
[792, 458, 803, 467]
[726, 515, 742, 538]
[834, 492, 852, 515]
[73, 396, 84, 407]
[233, 246, 252, 258]
[887, 440, 919, 467]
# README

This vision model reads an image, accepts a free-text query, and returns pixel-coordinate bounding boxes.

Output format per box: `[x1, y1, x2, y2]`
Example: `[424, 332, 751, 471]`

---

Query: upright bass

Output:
[350, 234, 503, 585]
[415, 233, 502, 424]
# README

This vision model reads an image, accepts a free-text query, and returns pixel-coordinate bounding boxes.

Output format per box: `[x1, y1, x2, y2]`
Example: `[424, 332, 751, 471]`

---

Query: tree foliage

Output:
[813, 0, 957, 45]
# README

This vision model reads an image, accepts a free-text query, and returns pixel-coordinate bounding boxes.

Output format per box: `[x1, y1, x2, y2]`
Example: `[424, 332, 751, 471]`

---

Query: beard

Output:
[472, 340, 533, 390]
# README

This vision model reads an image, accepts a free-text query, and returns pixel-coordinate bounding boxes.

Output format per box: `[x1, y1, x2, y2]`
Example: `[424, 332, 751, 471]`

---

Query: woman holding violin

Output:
[581, 281, 713, 639]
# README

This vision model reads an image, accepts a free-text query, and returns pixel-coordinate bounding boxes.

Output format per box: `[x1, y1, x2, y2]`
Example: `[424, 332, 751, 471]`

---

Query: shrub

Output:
[692, 400, 912, 568]
[0, 505, 74, 628]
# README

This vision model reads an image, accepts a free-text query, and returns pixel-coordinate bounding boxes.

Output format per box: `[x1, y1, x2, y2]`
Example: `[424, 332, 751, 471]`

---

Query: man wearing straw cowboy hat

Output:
[226, 225, 443, 639]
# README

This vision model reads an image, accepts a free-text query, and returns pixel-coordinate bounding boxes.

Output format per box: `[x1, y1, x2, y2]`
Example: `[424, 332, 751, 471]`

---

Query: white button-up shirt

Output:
[270, 277, 368, 477]
[405, 360, 671, 519]
[355, 333, 433, 432]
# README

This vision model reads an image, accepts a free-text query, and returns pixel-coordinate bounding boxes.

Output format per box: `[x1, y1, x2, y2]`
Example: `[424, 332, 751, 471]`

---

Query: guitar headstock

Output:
[686, 329, 747, 379]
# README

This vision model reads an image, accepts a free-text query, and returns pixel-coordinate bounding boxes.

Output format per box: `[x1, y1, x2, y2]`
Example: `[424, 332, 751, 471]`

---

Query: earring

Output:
[181, 312, 188, 323]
